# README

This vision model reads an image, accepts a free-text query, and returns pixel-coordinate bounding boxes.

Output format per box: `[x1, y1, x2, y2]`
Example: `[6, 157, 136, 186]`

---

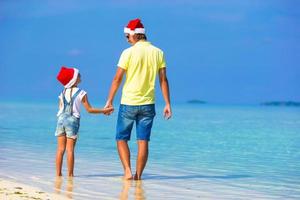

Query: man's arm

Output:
[159, 68, 172, 119]
[104, 67, 126, 111]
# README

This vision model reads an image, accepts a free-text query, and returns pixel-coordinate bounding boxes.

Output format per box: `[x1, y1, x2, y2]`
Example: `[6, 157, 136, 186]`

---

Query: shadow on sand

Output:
[76, 173, 123, 178]
[76, 173, 251, 180]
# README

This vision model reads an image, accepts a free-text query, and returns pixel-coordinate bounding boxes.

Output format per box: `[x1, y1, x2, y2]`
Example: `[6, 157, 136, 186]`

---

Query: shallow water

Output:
[0, 102, 300, 199]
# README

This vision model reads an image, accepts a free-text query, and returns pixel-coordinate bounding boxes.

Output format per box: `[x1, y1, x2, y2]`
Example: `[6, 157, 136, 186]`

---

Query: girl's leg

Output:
[66, 137, 77, 177]
[56, 135, 66, 176]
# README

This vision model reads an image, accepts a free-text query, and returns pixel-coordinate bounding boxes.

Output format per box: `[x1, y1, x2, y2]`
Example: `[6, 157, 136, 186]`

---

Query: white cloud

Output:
[67, 48, 82, 57]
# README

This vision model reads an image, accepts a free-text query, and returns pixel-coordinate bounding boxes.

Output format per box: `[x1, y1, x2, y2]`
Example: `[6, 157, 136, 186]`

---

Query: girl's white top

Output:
[56, 87, 87, 118]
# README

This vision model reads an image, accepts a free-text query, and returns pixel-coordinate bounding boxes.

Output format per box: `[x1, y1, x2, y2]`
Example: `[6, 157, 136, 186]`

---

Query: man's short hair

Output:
[136, 34, 147, 41]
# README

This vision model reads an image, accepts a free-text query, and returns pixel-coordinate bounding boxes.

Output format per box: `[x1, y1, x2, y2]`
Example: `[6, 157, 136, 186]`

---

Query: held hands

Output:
[164, 104, 172, 120]
[102, 107, 114, 115]
[103, 101, 114, 115]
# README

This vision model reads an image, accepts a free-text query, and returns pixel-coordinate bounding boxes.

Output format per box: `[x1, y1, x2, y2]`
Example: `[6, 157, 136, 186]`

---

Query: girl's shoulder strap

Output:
[61, 89, 67, 103]
[70, 88, 82, 102]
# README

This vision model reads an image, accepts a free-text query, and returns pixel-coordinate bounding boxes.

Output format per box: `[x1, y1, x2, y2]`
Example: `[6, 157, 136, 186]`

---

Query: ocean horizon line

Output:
[1, 99, 300, 108]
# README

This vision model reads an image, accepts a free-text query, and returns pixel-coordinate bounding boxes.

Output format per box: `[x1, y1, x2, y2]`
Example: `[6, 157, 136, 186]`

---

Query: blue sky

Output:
[1, 0, 299, 104]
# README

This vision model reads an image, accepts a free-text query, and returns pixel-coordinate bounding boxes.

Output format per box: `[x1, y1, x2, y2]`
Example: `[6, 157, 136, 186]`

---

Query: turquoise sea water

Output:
[0, 102, 300, 199]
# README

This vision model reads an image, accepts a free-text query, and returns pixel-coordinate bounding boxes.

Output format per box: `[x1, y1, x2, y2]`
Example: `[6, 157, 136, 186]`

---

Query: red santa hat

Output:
[124, 18, 145, 35]
[57, 66, 79, 88]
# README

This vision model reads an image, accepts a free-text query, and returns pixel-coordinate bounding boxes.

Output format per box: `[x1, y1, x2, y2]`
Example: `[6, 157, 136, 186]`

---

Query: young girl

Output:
[55, 66, 113, 177]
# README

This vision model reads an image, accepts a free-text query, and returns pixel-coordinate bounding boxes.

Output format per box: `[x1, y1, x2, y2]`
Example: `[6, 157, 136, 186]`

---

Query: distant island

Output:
[261, 101, 300, 107]
[187, 100, 207, 104]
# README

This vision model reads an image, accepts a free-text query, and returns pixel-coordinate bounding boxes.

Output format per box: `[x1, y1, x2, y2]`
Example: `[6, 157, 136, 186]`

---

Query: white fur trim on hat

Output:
[134, 28, 145, 34]
[64, 68, 79, 88]
[124, 27, 134, 35]
[124, 27, 146, 35]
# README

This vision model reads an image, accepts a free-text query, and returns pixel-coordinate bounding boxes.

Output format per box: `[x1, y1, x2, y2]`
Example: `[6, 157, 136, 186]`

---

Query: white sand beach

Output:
[0, 178, 67, 200]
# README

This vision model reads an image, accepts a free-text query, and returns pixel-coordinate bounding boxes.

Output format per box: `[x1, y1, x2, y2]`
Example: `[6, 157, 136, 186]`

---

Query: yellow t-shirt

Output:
[118, 40, 166, 105]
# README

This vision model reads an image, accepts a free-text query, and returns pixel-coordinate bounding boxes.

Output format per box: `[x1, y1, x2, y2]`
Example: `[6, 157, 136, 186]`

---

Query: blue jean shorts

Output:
[55, 114, 80, 139]
[116, 104, 156, 141]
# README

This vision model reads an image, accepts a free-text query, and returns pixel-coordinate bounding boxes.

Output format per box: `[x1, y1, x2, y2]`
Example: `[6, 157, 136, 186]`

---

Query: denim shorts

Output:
[116, 104, 156, 141]
[55, 114, 80, 139]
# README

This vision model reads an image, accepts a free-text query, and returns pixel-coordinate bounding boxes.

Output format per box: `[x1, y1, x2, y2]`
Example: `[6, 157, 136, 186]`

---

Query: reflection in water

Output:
[134, 181, 146, 200]
[119, 180, 146, 200]
[54, 176, 63, 194]
[119, 180, 131, 200]
[54, 176, 74, 199]
[66, 177, 74, 199]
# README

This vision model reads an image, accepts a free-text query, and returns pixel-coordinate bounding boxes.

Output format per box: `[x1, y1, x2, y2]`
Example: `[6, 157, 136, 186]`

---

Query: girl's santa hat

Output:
[57, 66, 79, 88]
[124, 18, 145, 35]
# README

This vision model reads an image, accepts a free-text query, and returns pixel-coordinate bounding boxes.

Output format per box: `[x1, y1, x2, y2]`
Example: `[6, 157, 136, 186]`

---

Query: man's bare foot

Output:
[134, 174, 142, 180]
[123, 169, 133, 180]
[123, 175, 133, 180]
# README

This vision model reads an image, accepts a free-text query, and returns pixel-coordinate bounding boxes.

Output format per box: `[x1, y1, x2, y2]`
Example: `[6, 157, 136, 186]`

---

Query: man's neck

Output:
[132, 39, 146, 45]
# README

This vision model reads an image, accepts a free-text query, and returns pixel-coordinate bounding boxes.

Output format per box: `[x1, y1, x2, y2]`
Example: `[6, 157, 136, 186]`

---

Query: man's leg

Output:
[134, 104, 155, 180]
[116, 105, 135, 180]
[134, 140, 148, 180]
[117, 140, 133, 180]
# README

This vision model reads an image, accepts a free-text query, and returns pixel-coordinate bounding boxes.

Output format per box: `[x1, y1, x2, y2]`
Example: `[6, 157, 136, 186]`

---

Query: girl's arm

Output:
[82, 94, 113, 114]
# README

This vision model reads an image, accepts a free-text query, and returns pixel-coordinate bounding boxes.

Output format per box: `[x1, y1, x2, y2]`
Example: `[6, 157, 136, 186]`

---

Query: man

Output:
[105, 18, 171, 180]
